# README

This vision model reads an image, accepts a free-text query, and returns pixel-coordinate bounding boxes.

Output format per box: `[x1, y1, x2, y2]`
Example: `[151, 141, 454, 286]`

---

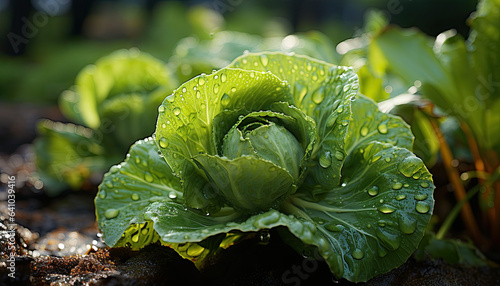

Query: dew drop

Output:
[221, 73, 227, 83]
[195, 90, 201, 99]
[259, 229, 271, 244]
[159, 137, 168, 148]
[105, 182, 113, 188]
[360, 126, 369, 137]
[306, 62, 312, 71]
[325, 224, 344, 232]
[392, 182, 403, 190]
[378, 204, 396, 214]
[99, 190, 106, 199]
[398, 156, 424, 177]
[378, 246, 388, 258]
[260, 54, 269, 66]
[416, 201, 430, 213]
[312, 87, 325, 104]
[158, 105, 165, 113]
[396, 194, 406, 201]
[144, 172, 154, 183]
[201, 103, 206, 109]
[385, 157, 391, 162]
[352, 249, 364, 260]
[334, 150, 344, 161]
[198, 77, 205, 85]
[104, 209, 120, 219]
[420, 182, 429, 188]
[368, 186, 379, 196]
[131, 193, 139, 201]
[166, 95, 174, 103]
[414, 194, 428, 201]
[168, 191, 177, 199]
[213, 84, 220, 94]
[221, 93, 230, 107]
[398, 215, 417, 234]
[173, 107, 181, 116]
[319, 151, 332, 168]
[337, 105, 344, 113]
[377, 123, 388, 134]
[376, 228, 401, 250]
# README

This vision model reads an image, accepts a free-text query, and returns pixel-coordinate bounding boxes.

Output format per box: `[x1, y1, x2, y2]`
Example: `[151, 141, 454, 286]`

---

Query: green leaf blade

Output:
[285, 141, 434, 282]
[95, 137, 183, 247]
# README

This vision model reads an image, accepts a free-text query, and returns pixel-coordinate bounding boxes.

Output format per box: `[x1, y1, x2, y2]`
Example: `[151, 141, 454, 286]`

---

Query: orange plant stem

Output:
[461, 122, 500, 244]
[430, 119, 482, 244]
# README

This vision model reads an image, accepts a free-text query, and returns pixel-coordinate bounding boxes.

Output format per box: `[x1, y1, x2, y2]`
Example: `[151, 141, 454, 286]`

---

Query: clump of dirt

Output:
[31, 248, 117, 285]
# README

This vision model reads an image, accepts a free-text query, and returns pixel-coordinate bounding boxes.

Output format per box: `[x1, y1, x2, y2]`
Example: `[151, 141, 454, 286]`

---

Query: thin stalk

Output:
[461, 122, 500, 243]
[436, 185, 480, 240]
[430, 118, 483, 245]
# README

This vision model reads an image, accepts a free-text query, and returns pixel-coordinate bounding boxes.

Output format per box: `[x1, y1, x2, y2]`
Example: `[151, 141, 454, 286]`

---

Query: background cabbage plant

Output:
[95, 52, 434, 282]
[35, 49, 177, 194]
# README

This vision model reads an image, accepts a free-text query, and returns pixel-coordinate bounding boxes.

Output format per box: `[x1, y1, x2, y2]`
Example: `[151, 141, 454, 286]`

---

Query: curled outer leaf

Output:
[95, 138, 183, 247]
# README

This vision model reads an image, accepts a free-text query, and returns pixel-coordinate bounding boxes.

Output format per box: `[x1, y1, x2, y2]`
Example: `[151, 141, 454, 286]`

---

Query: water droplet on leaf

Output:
[360, 126, 369, 137]
[377, 123, 388, 134]
[104, 209, 120, 219]
[312, 87, 325, 104]
[144, 172, 154, 182]
[378, 204, 396, 214]
[221, 93, 230, 107]
[392, 182, 403, 190]
[334, 150, 344, 161]
[416, 201, 430, 213]
[398, 156, 424, 177]
[398, 215, 417, 234]
[198, 76, 205, 86]
[173, 107, 181, 116]
[352, 249, 364, 260]
[414, 194, 428, 201]
[368, 186, 379, 196]
[319, 151, 332, 168]
[159, 137, 168, 148]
